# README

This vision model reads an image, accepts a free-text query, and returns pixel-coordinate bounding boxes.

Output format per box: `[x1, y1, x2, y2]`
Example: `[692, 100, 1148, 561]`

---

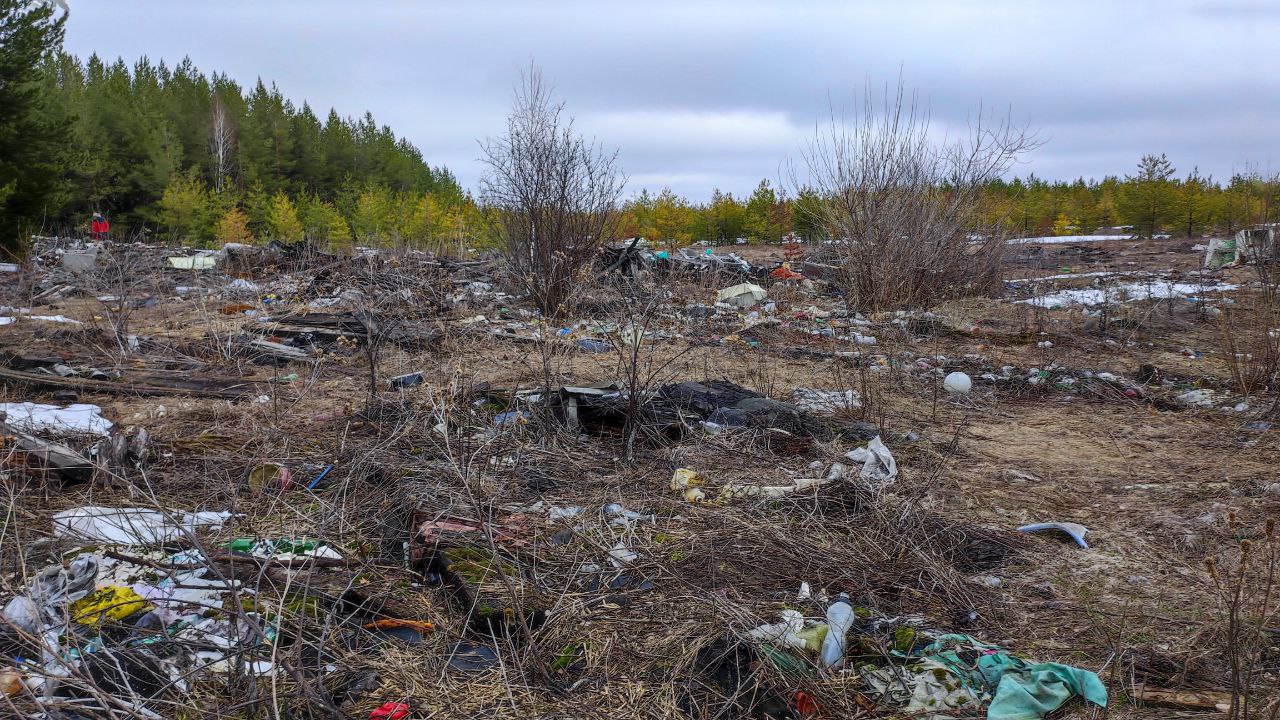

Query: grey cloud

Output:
[62, 0, 1280, 200]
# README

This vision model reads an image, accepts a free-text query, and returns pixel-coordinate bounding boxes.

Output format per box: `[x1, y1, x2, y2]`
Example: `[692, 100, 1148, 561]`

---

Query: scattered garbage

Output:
[70, 584, 148, 625]
[819, 593, 854, 668]
[247, 462, 293, 492]
[863, 634, 1107, 719]
[1176, 389, 1216, 408]
[0, 232, 1247, 718]
[747, 609, 808, 650]
[3, 553, 98, 633]
[0, 313, 82, 325]
[671, 468, 706, 502]
[61, 247, 99, 272]
[370, 702, 412, 720]
[1019, 521, 1090, 548]
[0, 402, 114, 437]
[447, 642, 500, 672]
[167, 255, 218, 270]
[52, 506, 234, 545]
[227, 277, 261, 292]
[855, 436, 897, 486]
[1018, 279, 1236, 308]
[790, 388, 861, 413]
[716, 282, 767, 308]
[389, 371, 425, 389]
[493, 410, 529, 427]
[942, 371, 972, 394]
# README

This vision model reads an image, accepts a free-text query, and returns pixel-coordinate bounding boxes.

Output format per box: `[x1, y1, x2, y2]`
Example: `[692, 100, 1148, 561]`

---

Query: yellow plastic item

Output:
[0, 670, 22, 697]
[670, 468, 704, 492]
[795, 623, 829, 653]
[682, 487, 706, 503]
[70, 586, 148, 626]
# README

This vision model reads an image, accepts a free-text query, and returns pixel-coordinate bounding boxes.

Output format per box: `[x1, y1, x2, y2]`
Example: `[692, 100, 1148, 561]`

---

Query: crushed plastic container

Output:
[819, 593, 855, 668]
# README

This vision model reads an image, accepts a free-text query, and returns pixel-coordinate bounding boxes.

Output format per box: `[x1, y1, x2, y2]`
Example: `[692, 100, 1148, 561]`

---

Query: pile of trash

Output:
[600, 238, 763, 281]
[0, 508, 250, 709]
[739, 590, 1108, 720]
[0, 504, 404, 716]
[2, 232, 1255, 719]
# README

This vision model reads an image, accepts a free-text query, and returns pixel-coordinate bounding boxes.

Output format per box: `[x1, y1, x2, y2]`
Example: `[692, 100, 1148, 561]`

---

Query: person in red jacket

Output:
[90, 212, 109, 242]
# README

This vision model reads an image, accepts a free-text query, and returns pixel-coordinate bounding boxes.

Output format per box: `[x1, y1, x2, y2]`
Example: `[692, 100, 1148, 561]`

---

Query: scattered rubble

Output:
[0, 235, 1271, 718]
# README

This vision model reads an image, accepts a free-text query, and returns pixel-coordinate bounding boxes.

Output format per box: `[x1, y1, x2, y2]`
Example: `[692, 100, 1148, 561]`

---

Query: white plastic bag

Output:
[858, 436, 898, 486]
[52, 507, 233, 545]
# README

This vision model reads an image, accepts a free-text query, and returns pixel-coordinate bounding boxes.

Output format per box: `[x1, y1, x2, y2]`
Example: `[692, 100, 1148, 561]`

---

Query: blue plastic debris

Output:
[306, 465, 334, 491]
[1018, 521, 1089, 548]
[575, 338, 610, 353]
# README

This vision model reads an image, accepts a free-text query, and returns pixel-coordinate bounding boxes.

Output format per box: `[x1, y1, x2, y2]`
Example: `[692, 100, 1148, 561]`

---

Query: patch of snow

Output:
[1007, 271, 1126, 284]
[0, 309, 82, 325]
[29, 315, 83, 324]
[1017, 281, 1237, 308]
[0, 402, 114, 437]
[1007, 234, 1132, 245]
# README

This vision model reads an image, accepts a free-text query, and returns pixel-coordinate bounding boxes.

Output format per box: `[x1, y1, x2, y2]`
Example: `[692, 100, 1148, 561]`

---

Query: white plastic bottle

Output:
[819, 593, 855, 668]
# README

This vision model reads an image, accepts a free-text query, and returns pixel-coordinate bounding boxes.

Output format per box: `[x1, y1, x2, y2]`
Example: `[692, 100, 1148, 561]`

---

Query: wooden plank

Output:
[0, 365, 253, 400]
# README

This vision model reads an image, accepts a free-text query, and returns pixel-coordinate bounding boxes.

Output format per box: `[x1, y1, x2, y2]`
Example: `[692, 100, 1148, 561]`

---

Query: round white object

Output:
[943, 371, 972, 394]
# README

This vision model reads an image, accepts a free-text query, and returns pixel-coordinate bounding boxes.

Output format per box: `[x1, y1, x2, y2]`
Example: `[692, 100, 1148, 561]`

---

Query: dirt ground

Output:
[0, 236, 1276, 719]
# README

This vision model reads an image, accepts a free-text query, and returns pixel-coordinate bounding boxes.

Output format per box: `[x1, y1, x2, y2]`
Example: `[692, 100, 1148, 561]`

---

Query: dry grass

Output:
[0, 238, 1277, 718]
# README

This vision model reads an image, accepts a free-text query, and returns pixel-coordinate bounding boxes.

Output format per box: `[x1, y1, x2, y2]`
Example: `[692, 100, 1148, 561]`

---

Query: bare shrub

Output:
[1220, 261, 1280, 400]
[481, 66, 625, 319]
[84, 246, 153, 360]
[1205, 516, 1279, 720]
[796, 80, 1039, 310]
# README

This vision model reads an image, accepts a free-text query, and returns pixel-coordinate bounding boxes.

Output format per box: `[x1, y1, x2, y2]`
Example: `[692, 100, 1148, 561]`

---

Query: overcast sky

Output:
[62, 0, 1279, 201]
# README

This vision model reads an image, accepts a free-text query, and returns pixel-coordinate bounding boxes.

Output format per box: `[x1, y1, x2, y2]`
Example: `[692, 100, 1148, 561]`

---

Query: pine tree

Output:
[298, 195, 350, 250]
[320, 109, 355, 193]
[158, 171, 209, 240]
[264, 191, 302, 242]
[164, 57, 213, 173]
[703, 189, 746, 244]
[290, 102, 323, 193]
[651, 188, 695, 247]
[1176, 168, 1212, 238]
[1118, 154, 1177, 239]
[744, 179, 781, 243]
[215, 206, 253, 245]
[0, 0, 70, 257]
[792, 187, 826, 242]
[1052, 212, 1072, 236]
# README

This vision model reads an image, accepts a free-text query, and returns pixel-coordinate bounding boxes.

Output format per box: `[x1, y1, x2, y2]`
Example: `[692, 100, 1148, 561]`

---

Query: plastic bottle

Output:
[819, 593, 855, 668]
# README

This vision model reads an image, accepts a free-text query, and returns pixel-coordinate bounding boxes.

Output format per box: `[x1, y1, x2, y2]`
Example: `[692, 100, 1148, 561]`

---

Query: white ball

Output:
[943, 371, 972, 394]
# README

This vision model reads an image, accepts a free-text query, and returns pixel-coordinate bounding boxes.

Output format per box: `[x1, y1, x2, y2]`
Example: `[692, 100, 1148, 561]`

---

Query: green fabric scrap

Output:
[868, 634, 1107, 720]
[988, 661, 1107, 720]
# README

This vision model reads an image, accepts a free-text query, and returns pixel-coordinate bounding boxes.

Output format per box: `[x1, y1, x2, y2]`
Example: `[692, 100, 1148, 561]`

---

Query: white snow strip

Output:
[1007, 234, 1132, 245]
[1017, 281, 1237, 308]
[29, 315, 83, 324]
[0, 402, 114, 437]
[0, 313, 82, 325]
[1007, 271, 1127, 284]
